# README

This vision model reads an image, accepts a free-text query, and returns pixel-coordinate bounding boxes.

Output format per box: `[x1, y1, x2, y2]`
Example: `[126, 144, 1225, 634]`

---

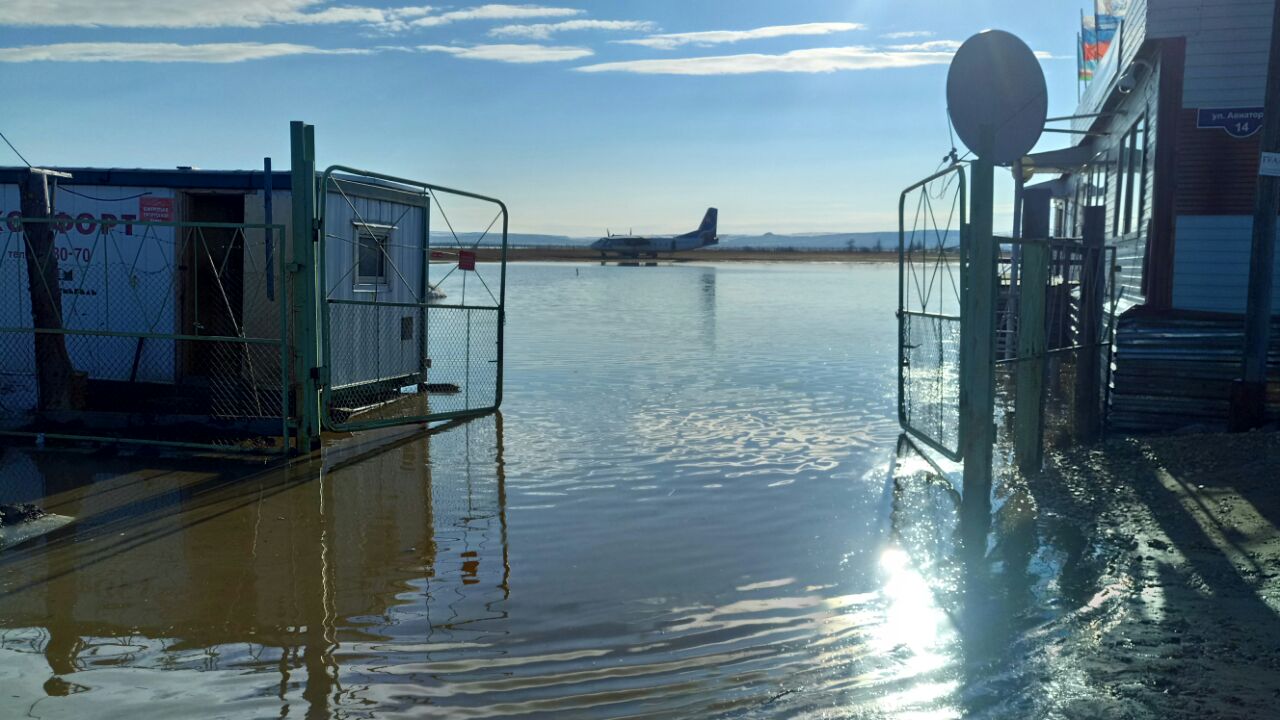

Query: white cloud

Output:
[886, 40, 962, 52]
[0, 1, 578, 30]
[0, 41, 371, 63]
[0, 1, 412, 28]
[420, 43, 591, 63]
[409, 4, 581, 28]
[881, 31, 935, 39]
[618, 22, 865, 50]
[576, 45, 955, 75]
[489, 19, 657, 40]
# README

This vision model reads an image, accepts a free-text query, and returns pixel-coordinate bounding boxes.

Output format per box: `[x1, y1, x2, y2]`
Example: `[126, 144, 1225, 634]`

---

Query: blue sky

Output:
[0, 1, 1086, 235]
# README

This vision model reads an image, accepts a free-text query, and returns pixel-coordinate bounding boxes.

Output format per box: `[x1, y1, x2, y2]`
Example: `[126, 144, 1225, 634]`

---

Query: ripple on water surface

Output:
[0, 263, 972, 718]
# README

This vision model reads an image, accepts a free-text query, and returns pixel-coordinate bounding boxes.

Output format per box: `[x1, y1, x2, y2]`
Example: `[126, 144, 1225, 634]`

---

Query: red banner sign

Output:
[139, 196, 174, 222]
[459, 250, 476, 271]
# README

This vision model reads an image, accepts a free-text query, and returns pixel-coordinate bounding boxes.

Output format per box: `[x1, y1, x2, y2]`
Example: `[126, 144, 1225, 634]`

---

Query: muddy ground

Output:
[1017, 431, 1280, 718]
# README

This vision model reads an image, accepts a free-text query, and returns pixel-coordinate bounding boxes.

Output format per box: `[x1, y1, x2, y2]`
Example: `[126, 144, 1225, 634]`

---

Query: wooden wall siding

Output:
[1148, 0, 1274, 107]
[1173, 216, 1280, 313]
[1074, 0, 1149, 132]
[1073, 45, 1163, 307]
[1175, 109, 1264, 215]
[1120, 0, 1150, 70]
[1100, 68, 1159, 243]
[1113, 235, 1149, 308]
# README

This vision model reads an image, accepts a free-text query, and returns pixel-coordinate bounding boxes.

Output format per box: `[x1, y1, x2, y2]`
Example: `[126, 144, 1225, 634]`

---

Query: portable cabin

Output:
[1023, 0, 1280, 431]
[0, 166, 442, 437]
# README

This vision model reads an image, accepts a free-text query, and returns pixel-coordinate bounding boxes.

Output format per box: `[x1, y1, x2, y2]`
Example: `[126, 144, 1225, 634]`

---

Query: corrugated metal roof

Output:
[0, 166, 292, 190]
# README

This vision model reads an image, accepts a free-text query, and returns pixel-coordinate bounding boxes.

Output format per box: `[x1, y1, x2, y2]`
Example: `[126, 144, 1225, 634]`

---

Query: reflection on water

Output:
[0, 417, 509, 718]
[0, 263, 1020, 718]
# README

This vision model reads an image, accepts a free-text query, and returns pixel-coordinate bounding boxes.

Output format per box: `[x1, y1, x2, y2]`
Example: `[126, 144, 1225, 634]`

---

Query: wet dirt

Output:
[1020, 431, 1280, 719]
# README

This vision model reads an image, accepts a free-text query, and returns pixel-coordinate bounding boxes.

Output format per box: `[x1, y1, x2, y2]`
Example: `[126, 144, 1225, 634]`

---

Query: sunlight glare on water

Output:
[0, 262, 974, 718]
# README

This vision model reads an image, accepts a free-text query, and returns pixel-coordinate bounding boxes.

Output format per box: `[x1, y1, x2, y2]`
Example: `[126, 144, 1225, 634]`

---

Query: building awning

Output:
[1020, 141, 1098, 179]
[1024, 176, 1072, 199]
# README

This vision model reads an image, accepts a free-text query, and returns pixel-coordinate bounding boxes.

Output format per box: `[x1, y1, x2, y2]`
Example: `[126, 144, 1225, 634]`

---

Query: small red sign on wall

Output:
[458, 250, 477, 271]
[139, 196, 174, 222]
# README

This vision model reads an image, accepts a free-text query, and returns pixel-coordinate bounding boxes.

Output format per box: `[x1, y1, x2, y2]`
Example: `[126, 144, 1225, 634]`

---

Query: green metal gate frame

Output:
[898, 164, 967, 462]
[316, 165, 508, 433]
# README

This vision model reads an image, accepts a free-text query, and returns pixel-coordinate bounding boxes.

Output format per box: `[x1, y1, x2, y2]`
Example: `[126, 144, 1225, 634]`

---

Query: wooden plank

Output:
[1014, 242, 1050, 473]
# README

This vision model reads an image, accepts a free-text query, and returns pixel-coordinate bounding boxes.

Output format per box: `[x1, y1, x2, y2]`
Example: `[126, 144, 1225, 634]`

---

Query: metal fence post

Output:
[960, 129, 998, 556]
[1075, 206, 1107, 442]
[1014, 188, 1052, 473]
[1014, 243, 1049, 473]
[290, 121, 320, 452]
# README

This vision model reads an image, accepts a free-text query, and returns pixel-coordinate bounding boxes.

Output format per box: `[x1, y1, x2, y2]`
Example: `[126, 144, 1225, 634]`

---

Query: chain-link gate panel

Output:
[318, 167, 506, 432]
[898, 165, 967, 461]
[995, 239, 1120, 451]
[0, 217, 289, 453]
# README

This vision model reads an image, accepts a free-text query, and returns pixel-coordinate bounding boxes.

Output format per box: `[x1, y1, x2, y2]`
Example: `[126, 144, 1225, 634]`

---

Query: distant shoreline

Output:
[465, 247, 900, 263]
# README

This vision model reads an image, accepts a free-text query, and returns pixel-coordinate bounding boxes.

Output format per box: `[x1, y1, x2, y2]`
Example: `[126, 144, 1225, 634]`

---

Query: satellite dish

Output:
[946, 30, 1048, 165]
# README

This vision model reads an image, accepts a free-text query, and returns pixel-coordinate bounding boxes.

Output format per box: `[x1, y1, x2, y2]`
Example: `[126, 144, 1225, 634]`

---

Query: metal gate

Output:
[898, 165, 967, 461]
[317, 167, 507, 432]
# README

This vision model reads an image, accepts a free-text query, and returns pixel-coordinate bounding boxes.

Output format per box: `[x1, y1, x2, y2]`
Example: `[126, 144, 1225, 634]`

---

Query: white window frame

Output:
[353, 222, 394, 289]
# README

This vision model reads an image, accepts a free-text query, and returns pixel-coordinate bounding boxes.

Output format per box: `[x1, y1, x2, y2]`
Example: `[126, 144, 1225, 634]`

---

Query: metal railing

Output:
[898, 164, 967, 461]
[318, 167, 507, 432]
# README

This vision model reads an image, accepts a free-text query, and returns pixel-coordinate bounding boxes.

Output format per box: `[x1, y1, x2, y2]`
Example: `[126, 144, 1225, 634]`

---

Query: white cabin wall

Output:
[322, 191, 428, 390]
[0, 184, 180, 417]
[1173, 216, 1280, 313]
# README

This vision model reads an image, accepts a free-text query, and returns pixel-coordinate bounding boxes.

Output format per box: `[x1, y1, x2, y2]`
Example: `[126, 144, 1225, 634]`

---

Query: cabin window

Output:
[1086, 159, 1107, 209]
[1134, 114, 1149, 235]
[1119, 114, 1148, 236]
[1114, 135, 1126, 236]
[355, 223, 393, 287]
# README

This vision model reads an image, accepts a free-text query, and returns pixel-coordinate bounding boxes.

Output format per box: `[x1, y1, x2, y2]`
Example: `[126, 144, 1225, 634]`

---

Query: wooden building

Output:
[1027, 0, 1280, 431]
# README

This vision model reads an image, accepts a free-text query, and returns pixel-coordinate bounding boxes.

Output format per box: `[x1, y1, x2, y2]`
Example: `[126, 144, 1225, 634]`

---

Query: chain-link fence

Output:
[898, 165, 966, 461]
[319, 167, 506, 432]
[0, 218, 289, 453]
[994, 239, 1119, 455]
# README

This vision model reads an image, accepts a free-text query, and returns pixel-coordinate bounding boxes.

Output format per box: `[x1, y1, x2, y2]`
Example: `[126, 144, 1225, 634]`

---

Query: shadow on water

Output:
[0, 413, 509, 719]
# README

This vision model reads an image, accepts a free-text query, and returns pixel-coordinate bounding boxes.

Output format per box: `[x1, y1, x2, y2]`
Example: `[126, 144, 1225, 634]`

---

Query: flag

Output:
[1078, 32, 1093, 82]
[1095, 0, 1126, 55]
[1081, 13, 1100, 78]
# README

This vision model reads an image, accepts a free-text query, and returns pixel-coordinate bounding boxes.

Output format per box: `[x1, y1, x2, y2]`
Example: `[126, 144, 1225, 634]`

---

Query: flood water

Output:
[0, 263, 988, 718]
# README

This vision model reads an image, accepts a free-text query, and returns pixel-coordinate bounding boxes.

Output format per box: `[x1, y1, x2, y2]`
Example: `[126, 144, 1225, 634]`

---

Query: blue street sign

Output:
[1197, 108, 1264, 138]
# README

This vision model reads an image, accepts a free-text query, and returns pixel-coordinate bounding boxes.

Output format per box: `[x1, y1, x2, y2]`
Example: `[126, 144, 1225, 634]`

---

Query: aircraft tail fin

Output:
[681, 207, 718, 245]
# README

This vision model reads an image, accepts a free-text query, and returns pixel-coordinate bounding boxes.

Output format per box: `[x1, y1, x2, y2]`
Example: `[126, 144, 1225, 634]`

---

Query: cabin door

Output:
[179, 193, 245, 380]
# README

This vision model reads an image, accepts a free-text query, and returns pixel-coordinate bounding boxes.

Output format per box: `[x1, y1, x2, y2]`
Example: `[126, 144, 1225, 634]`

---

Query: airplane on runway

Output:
[591, 208, 718, 258]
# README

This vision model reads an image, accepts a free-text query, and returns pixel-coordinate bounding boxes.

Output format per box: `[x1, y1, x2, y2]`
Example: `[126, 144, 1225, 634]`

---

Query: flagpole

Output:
[1094, 0, 1103, 59]
[1077, 31, 1083, 101]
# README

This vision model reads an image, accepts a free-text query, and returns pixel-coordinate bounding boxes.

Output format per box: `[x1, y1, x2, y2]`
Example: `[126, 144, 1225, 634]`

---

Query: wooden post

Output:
[960, 129, 998, 557]
[1014, 188, 1052, 473]
[20, 169, 78, 412]
[1231, 0, 1280, 431]
[1075, 206, 1106, 441]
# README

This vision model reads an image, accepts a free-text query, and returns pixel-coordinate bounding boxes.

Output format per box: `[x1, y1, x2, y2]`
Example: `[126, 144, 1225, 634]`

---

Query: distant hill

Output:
[439, 230, 958, 250]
